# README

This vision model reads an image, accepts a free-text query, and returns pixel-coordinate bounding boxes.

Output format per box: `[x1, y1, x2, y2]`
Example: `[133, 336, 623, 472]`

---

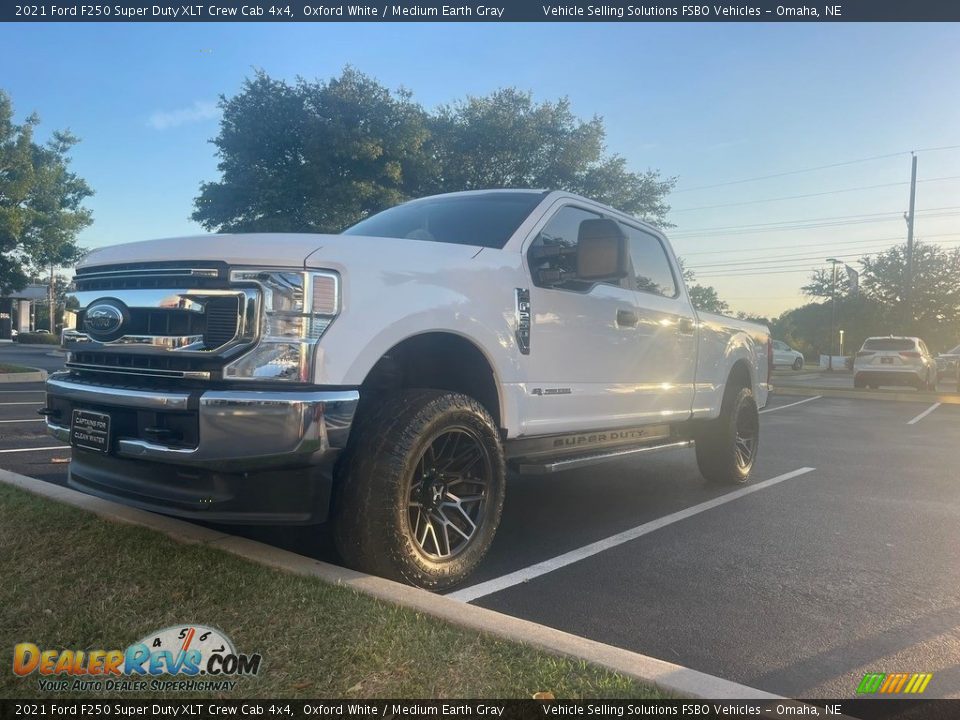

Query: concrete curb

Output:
[0, 466, 780, 700]
[773, 385, 960, 405]
[0, 368, 47, 383]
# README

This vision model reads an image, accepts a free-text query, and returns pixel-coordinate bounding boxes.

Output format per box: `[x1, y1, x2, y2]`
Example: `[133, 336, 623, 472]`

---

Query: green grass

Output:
[0, 483, 668, 700]
[0, 363, 36, 373]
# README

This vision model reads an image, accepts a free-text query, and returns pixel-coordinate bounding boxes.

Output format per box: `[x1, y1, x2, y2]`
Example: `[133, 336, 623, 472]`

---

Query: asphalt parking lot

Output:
[2, 351, 959, 699]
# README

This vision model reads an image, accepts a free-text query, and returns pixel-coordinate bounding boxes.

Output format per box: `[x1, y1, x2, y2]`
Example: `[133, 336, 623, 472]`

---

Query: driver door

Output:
[520, 204, 645, 436]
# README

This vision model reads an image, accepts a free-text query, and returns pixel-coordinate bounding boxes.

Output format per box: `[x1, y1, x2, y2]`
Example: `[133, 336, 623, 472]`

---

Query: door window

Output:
[619, 224, 678, 298]
[528, 206, 605, 291]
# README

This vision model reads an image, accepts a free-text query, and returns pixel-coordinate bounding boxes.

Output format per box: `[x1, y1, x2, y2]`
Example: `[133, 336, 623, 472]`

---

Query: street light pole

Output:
[826, 258, 841, 371]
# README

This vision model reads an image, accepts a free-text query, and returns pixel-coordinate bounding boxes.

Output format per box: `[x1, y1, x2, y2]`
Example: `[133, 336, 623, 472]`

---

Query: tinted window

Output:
[528, 206, 604, 290]
[342, 192, 545, 249]
[621, 224, 677, 297]
[863, 338, 916, 351]
[774, 341, 788, 350]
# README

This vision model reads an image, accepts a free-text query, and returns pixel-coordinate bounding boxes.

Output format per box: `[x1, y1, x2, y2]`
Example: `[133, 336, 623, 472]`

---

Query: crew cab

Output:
[45, 190, 771, 589]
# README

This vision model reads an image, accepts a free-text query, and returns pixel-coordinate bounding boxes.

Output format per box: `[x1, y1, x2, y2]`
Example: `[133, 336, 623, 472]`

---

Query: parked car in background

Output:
[853, 336, 938, 390]
[935, 344, 960, 378]
[772, 340, 804, 370]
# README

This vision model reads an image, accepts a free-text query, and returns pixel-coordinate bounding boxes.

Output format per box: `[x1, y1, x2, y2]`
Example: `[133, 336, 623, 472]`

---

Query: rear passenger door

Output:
[618, 222, 698, 420]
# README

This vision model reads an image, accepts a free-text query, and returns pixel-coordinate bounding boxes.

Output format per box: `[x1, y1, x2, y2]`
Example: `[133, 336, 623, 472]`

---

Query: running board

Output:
[516, 439, 694, 475]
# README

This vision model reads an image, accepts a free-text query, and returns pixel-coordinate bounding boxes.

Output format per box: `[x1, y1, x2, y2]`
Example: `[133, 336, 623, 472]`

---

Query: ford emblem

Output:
[84, 303, 124, 337]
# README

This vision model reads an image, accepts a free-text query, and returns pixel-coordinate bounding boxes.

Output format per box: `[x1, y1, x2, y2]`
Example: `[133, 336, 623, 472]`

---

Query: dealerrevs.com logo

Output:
[13, 624, 262, 693]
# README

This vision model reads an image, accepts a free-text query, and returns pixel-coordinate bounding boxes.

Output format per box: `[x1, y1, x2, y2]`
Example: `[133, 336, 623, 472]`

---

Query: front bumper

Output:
[44, 373, 359, 523]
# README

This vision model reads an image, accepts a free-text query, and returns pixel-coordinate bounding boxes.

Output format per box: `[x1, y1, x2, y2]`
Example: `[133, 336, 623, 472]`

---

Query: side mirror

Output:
[576, 218, 628, 282]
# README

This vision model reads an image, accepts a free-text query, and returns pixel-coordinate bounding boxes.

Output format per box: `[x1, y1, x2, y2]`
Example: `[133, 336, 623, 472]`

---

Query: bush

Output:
[16, 332, 60, 345]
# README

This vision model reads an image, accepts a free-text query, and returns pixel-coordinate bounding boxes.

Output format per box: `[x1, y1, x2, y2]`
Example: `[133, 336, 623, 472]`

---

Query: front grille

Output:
[74, 261, 229, 292]
[69, 351, 221, 378]
[203, 297, 241, 348]
[75, 296, 240, 350]
[67, 262, 257, 381]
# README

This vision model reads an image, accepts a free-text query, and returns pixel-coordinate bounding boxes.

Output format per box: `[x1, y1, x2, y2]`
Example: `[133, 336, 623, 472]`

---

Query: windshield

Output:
[342, 192, 547, 249]
[946, 345, 960, 355]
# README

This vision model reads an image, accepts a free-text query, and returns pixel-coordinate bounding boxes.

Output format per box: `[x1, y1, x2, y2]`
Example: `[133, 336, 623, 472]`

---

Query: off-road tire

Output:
[333, 389, 506, 590]
[694, 384, 759, 485]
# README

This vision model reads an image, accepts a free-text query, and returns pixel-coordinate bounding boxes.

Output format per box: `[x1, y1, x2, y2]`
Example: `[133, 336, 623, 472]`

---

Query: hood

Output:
[80, 233, 483, 272]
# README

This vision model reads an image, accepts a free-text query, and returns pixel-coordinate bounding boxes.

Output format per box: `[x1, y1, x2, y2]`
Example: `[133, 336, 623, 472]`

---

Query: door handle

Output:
[617, 309, 638, 327]
[677, 318, 696, 336]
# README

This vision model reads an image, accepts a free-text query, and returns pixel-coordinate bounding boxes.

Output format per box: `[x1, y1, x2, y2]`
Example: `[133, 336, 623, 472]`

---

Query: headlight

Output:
[224, 269, 340, 381]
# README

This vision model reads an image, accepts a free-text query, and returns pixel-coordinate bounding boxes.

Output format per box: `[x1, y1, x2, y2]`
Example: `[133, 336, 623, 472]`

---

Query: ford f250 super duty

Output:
[45, 190, 771, 589]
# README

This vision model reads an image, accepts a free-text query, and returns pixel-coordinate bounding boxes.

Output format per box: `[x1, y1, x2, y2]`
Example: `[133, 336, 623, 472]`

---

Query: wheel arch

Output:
[356, 331, 504, 431]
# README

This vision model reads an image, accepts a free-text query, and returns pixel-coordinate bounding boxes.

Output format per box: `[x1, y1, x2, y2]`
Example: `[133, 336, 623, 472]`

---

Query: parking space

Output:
[2, 376, 958, 698]
[0, 382, 70, 484]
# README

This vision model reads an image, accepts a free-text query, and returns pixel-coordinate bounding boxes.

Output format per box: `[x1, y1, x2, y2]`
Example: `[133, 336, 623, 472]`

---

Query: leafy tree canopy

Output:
[193, 68, 676, 233]
[0, 90, 92, 294]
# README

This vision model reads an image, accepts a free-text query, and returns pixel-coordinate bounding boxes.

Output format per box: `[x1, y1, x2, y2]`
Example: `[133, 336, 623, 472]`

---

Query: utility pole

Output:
[826, 258, 841, 371]
[904, 152, 918, 332]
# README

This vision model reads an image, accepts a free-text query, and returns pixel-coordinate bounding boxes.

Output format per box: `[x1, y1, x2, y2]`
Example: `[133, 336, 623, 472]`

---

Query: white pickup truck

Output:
[45, 190, 770, 589]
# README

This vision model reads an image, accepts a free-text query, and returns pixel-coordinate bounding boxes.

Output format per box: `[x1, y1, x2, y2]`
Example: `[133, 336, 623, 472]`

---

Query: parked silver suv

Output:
[853, 336, 938, 390]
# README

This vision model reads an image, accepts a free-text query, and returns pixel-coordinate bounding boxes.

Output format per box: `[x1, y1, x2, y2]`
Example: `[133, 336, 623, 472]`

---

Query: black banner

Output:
[1, 700, 958, 720]
[4, 0, 960, 23]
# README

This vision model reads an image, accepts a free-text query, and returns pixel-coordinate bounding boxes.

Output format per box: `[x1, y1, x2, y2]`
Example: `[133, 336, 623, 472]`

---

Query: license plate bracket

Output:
[71, 409, 111, 453]
[881, 356, 894, 364]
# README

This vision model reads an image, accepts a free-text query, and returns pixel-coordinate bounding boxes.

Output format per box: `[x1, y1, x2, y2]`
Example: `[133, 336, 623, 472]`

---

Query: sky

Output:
[1, 21, 958, 317]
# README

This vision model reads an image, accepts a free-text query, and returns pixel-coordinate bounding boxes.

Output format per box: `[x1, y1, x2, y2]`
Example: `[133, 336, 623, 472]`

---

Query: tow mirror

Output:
[576, 218, 628, 282]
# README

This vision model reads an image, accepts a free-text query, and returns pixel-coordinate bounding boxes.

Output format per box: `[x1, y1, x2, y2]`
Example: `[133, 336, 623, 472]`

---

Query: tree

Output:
[0, 90, 93, 300]
[676, 257, 730, 314]
[194, 69, 433, 233]
[859, 241, 960, 349]
[427, 89, 675, 224]
[801, 265, 852, 299]
[193, 69, 676, 233]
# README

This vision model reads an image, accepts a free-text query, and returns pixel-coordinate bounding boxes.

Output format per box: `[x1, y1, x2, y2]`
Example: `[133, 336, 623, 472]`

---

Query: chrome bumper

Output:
[45, 373, 358, 471]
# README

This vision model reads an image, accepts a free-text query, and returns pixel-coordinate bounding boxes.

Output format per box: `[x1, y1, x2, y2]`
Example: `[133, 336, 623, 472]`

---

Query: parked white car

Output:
[853, 336, 938, 390]
[44, 189, 771, 589]
[772, 340, 804, 370]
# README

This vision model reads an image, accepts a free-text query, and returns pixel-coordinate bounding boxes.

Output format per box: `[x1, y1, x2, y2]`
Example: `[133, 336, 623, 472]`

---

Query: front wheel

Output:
[792, 357, 803, 371]
[333, 389, 506, 590]
[693, 385, 759, 485]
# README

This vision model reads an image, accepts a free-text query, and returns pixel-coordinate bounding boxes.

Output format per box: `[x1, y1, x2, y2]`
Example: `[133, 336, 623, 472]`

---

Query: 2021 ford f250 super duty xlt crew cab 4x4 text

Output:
[45, 190, 771, 589]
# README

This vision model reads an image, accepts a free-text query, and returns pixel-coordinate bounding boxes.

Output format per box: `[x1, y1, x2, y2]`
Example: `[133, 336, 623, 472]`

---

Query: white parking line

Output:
[0, 401, 42, 406]
[0, 446, 69, 454]
[449, 466, 816, 603]
[907, 402, 941, 425]
[0, 418, 43, 424]
[0, 390, 45, 394]
[760, 396, 822, 414]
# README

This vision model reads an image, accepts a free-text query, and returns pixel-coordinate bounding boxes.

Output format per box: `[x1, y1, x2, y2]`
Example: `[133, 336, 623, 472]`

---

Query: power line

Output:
[694, 243, 960, 278]
[670, 207, 960, 238]
[678, 231, 960, 258]
[685, 233, 960, 268]
[671, 144, 960, 194]
[671, 175, 960, 213]
[672, 151, 909, 194]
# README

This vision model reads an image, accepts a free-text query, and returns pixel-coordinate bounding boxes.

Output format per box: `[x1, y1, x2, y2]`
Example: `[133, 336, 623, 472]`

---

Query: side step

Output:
[515, 439, 694, 475]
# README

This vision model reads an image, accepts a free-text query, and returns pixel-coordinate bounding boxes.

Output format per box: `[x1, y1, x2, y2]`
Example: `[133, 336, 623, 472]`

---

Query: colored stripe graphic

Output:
[858, 672, 933, 694]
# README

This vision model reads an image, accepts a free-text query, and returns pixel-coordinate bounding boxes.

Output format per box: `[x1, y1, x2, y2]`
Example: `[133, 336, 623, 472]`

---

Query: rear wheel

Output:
[854, 375, 865, 389]
[333, 389, 505, 590]
[694, 384, 759, 485]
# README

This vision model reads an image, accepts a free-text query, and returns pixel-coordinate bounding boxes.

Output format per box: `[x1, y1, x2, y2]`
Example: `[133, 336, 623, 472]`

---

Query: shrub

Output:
[16, 332, 60, 345]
